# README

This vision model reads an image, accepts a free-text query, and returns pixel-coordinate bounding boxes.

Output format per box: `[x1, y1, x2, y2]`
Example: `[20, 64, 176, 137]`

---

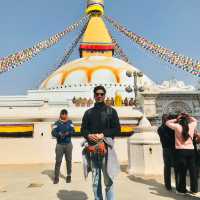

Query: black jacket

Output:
[157, 124, 175, 149]
[81, 102, 121, 143]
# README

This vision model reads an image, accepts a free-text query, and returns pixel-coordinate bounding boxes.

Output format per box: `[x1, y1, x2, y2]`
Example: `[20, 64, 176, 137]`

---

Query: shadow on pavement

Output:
[128, 175, 200, 200]
[57, 190, 88, 200]
[41, 170, 65, 181]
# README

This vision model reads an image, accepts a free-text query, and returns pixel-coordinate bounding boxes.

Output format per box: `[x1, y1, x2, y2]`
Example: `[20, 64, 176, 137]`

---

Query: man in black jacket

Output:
[157, 114, 177, 191]
[81, 85, 120, 200]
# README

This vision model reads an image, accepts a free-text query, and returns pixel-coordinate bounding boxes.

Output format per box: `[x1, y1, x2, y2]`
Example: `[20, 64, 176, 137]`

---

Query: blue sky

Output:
[0, 0, 199, 95]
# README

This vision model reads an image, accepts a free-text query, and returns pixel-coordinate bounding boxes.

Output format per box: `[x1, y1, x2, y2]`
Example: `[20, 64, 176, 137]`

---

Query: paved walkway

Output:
[0, 163, 200, 200]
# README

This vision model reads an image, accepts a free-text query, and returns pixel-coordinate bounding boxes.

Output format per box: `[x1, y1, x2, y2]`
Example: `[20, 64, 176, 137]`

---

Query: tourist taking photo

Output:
[166, 113, 198, 194]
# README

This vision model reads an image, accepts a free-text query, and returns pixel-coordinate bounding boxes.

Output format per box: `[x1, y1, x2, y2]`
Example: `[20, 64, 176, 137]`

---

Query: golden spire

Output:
[80, 0, 114, 57]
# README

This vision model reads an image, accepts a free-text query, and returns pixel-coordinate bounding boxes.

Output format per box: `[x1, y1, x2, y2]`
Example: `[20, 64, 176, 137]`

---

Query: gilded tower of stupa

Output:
[40, 0, 153, 93]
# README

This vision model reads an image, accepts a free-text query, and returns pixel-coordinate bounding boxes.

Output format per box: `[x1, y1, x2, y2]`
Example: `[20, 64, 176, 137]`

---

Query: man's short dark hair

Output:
[60, 109, 68, 115]
[93, 85, 106, 94]
[162, 114, 168, 124]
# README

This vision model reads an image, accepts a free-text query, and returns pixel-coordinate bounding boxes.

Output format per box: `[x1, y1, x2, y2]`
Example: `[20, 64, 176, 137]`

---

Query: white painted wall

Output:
[0, 122, 128, 164]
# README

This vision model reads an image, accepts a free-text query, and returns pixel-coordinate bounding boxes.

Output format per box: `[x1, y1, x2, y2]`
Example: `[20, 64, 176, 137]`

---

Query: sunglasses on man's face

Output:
[95, 92, 105, 97]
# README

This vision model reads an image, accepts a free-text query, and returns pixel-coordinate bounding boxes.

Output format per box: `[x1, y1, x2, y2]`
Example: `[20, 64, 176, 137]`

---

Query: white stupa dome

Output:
[40, 56, 155, 90]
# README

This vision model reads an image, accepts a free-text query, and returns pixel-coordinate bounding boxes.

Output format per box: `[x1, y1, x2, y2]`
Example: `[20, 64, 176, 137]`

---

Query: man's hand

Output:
[61, 132, 69, 138]
[88, 133, 104, 143]
[88, 134, 98, 143]
[64, 132, 70, 136]
[96, 133, 104, 140]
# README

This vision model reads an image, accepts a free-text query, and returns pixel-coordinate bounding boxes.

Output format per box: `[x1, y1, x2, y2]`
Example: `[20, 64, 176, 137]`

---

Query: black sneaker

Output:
[166, 187, 172, 191]
[66, 176, 71, 183]
[53, 178, 59, 184]
[165, 186, 172, 191]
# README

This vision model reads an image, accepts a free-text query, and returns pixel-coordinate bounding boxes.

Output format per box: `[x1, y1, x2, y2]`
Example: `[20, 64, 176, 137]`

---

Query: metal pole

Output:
[133, 72, 138, 106]
[134, 73, 137, 99]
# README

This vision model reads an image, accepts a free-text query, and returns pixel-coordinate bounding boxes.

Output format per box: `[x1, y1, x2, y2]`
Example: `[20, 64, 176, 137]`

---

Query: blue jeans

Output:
[91, 154, 114, 200]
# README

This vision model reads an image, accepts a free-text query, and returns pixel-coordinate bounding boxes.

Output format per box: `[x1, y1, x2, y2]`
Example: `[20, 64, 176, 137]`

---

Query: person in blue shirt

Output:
[51, 109, 74, 184]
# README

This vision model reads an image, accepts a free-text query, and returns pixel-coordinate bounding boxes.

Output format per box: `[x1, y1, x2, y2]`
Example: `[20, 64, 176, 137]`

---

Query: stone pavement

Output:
[0, 163, 200, 200]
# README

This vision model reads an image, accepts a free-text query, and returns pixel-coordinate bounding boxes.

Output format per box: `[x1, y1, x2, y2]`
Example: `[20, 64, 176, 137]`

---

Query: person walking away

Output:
[166, 113, 198, 194]
[51, 109, 74, 184]
[81, 85, 121, 200]
[157, 114, 177, 191]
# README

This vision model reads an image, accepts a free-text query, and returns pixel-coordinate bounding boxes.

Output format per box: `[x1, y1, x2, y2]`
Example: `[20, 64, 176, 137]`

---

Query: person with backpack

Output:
[166, 113, 198, 194]
[51, 109, 74, 184]
[81, 85, 121, 200]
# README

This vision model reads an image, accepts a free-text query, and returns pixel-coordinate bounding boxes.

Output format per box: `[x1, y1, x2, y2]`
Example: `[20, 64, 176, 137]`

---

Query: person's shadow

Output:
[57, 190, 88, 200]
[41, 170, 65, 181]
[120, 164, 200, 200]
[128, 175, 200, 200]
